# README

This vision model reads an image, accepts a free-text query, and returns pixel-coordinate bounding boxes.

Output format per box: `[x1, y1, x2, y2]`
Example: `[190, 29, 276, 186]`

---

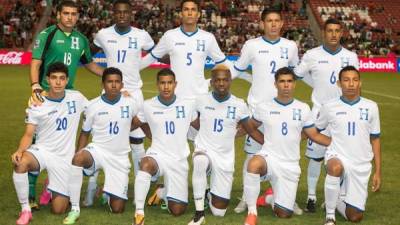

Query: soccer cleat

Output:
[293, 202, 303, 215]
[16, 210, 32, 225]
[147, 186, 162, 206]
[304, 198, 316, 213]
[39, 178, 51, 206]
[160, 200, 168, 210]
[63, 210, 80, 225]
[256, 187, 273, 207]
[133, 213, 145, 225]
[204, 188, 210, 210]
[83, 186, 97, 207]
[29, 198, 39, 211]
[188, 211, 205, 225]
[234, 198, 247, 213]
[324, 218, 336, 225]
[244, 213, 257, 225]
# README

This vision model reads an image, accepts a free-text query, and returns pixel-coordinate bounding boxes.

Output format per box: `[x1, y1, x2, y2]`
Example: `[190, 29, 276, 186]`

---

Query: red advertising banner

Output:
[359, 57, 397, 72]
[0, 51, 31, 65]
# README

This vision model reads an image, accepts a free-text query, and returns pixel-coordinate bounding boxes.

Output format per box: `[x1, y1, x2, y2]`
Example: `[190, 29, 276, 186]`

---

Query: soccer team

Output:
[11, 1, 381, 225]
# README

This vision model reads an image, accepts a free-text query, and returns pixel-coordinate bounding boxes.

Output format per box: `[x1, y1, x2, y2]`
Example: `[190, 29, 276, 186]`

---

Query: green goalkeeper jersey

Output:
[32, 25, 93, 90]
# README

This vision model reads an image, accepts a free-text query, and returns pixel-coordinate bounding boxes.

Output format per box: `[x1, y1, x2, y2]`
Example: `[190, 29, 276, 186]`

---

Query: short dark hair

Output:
[102, 67, 123, 82]
[274, 67, 296, 81]
[47, 62, 69, 77]
[324, 18, 342, 30]
[180, 0, 200, 11]
[338, 65, 360, 81]
[113, 0, 131, 8]
[261, 8, 282, 21]
[56, 0, 79, 12]
[157, 68, 175, 81]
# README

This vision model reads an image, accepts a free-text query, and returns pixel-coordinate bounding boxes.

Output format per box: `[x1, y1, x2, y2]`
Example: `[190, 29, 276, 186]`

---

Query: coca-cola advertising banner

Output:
[0, 51, 31, 65]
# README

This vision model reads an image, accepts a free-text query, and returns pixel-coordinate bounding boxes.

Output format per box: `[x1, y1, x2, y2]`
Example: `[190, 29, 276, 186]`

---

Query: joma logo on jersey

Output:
[359, 108, 369, 120]
[107, 40, 117, 43]
[98, 112, 108, 116]
[175, 42, 185, 46]
[121, 106, 130, 118]
[336, 112, 347, 116]
[153, 112, 164, 115]
[176, 106, 185, 118]
[270, 111, 280, 115]
[318, 60, 329, 64]
[128, 37, 137, 49]
[341, 57, 350, 68]
[70, 37, 80, 49]
[196, 40, 205, 52]
[205, 106, 215, 110]
[258, 50, 269, 54]
[280, 47, 289, 59]
[226, 106, 236, 119]
[56, 40, 65, 44]
[48, 110, 58, 116]
[292, 108, 302, 121]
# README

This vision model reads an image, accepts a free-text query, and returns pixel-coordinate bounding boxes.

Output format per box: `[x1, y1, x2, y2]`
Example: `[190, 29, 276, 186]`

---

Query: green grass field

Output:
[1, 66, 399, 225]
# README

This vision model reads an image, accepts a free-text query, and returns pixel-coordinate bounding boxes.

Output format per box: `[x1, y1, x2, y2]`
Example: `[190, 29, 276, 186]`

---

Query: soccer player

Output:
[63, 67, 142, 224]
[11, 62, 88, 225]
[85, 0, 155, 206]
[317, 66, 381, 225]
[232, 8, 299, 213]
[132, 68, 197, 225]
[241, 67, 331, 225]
[27, 0, 103, 208]
[188, 65, 263, 225]
[295, 18, 359, 212]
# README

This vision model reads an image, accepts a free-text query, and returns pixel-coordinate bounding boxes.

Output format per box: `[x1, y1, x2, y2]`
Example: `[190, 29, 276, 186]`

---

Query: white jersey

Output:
[138, 96, 197, 160]
[316, 97, 380, 164]
[194, 93, 250, 170]
[26, 90, 87, 160]
[82, 95, 140, 156]
[234, 37, 299, 107]
[150, 27, 227, 99]
[94, 25, 154, 90]
[295, 45, 359, 106]
[253, 98, 314, 163]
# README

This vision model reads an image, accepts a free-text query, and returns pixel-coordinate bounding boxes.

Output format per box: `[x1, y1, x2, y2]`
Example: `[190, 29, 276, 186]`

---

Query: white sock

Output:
[240, 154, 253, 202]
[156, 186, 166, 203]
[210, 203, 227, 217]
[325, 174, 340, 220]
[13, 172, 30, 212]
[69, 165, 83, 212]
[244, 172, 260, 215]
[265, 194, 274, 209]
[192, 154, 209, 211]
[134, 170, 151, 215]
[131, 143, 145, 176]
[336, 199, 348, 220]
[87, 170, 98, 192]
[307, 159, 322, 201]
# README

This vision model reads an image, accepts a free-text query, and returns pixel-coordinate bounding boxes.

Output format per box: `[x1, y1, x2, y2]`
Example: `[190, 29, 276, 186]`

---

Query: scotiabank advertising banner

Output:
[0, 51, 31, 65]
[358, 57, 398, 72]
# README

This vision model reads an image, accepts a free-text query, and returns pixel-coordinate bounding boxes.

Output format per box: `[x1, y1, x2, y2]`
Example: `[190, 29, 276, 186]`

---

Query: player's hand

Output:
[11, 150, 24, 165]
[121, 90, 131, 97]
[30, 83, 46, 106]
[371, 172, 381, 192]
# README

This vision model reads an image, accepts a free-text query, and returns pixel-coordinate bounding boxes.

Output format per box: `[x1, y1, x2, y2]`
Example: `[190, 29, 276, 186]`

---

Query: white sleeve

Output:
[302, 105, 314, 129]
[208, 35, 226, 64]
[289, 43, 299, 68]
[25, 107, 40, 125]
[93, 31, 102, 48]
[238, 101, 250, 122]
[234, 41, 252, 72]
[252, 104, 264, 123]
[369, 103, 381, 137]
[150, 33, 169, 60]
[140, 53, 157, 70]
[315, 104, 329, 130]
[294, 51, 311, 79]
[81, 107, 94, 133]
[142, 31, 155, 52]
[352, 53, 359, 69]
[137, 105, 147, 123]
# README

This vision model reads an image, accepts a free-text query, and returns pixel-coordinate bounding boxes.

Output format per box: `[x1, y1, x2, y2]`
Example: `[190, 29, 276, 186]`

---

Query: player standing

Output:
[241, 67, 331, 225]
[132, 68, 197, 225]
[188, 65, 263, 225]
[232, 8, 299, 213]
[316, 66, 381, 225]
[63, 67, 142, 224]
[11, 62, 88, 225]
[295, 18, 359, 212]
[85, 0, 155, 206]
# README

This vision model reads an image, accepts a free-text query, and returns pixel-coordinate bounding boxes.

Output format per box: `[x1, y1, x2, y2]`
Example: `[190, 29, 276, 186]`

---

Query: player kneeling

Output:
[11, 62, 88, 225]
[319, 66, 381, 225]
[188, 65, 263, 225]
[242, 67, 331, 225]
[63, 68, 142, 224]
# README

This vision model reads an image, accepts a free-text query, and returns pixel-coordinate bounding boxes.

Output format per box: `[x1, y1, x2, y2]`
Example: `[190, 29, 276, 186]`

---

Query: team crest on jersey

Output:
[196, 40, 205, 52]
[280, 47, 289, 59]
[67, 101, 77, 114]
[359, 108, 369, 120]
[71, 37, 80, 50]
[128, 37, 137, 49]
[341, 57, 350, 68]
[34, 40, 40, 49]
[292, 108, 302, 121]
[226, 106, 236, 119]
[176, 106, 185, 118]
[121, 106, 130, 118]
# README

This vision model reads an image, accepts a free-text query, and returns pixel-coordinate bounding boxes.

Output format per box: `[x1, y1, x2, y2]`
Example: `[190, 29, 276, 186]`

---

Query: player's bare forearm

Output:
[241, 118, 263, 144]
[304, 127, 331, 146]
[84, 62, 104, 77]
[190, 117, 200, 130]
[30, 59, 42, 84]
[77, 131, 90, 151]
[12, 124, 35, 164]
[371, 137, 381, 191]
[141, 123, 152, 139]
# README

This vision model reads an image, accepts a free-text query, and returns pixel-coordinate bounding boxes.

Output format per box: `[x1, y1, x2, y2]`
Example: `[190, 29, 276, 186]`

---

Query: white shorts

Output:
[306, 105, 330, 159]
[83, 144, 131, 200]
[27, 146, 71, 197]
[244, 104, 263, 154]
[259, 154, 301, 212]
[325, 152, 372, 211]
[128, 89, 145, 139]
[147, 152, 189, 204]
[193, 149, 234, 200]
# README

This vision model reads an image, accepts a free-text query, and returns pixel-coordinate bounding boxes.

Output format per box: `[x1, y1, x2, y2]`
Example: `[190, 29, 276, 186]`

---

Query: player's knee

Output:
[326, 159, 343, 176]
[72, 151, 89, 167]
[210, 197, 228, 217]
[247, 155, 266, 174]
[110, 198, 125, 213]
[14, 161, 28, 173]
[139, 157, 157, 174]
[347, 212, 363, 223]
[169, 204, 186, 216]
[111, 204, 125, 214]
[51, 204, 67, 214]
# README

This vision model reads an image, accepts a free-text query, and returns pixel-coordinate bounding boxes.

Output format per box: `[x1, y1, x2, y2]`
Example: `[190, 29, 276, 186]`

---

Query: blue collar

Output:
[101, 94, 121, 105]
[322, 45, 342, 55]
[45, 92, 65, 103]
[180, 26, 198, 37]
[212, 92, 231, 103]
[262, 36, 281, 45]
[114, 25, 131, 35]
[340, 96, 360, 106]
[274, 97, 294, 106]
[158, 95, 176, 106]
